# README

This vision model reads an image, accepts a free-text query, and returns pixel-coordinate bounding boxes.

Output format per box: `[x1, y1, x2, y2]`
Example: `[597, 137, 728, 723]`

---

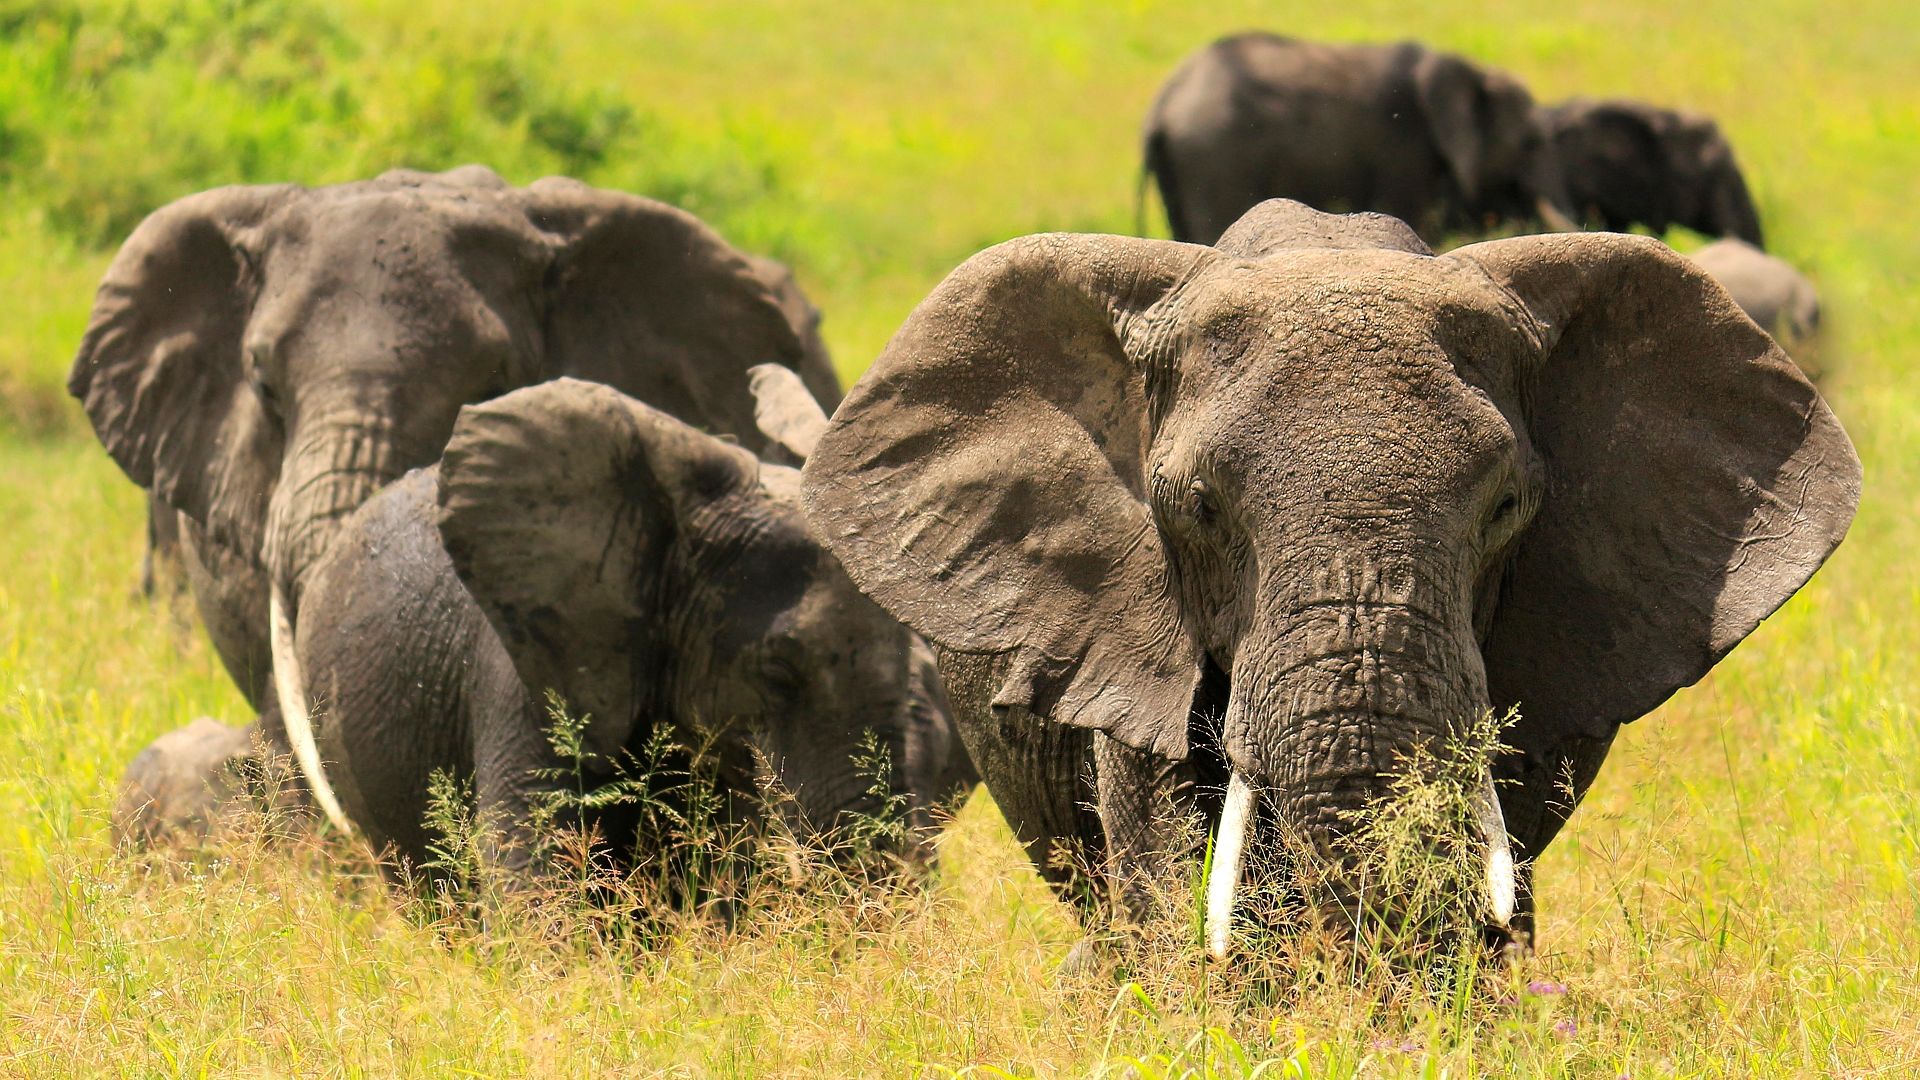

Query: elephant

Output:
[746, 253, 842, 412]
[1690, 238, 1821, 359]
[1139, 33, 1575, 246]
[1543, 98, 1765, 248]
[71, 166, 828, 839]
[114, 718, 260, 844]
[130, 251, 837, 606]
[271, 370, 972, 879]
[800, 198, 1859, 961]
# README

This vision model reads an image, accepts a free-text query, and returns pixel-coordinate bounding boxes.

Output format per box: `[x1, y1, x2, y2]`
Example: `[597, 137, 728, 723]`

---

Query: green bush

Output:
[0, 0, 791, 249]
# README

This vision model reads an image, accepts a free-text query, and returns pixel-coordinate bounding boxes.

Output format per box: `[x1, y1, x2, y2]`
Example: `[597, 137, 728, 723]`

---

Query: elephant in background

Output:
[801, 199, 1858, 959]
[1139, 33, 1575, 245]
[1691, 238, 1821, 364]
[746, 253, 842, 411]
[1544, 98, 1765, 248]
[277, 371, 971, 879]
[75, 166, 821, 841]
[128, 250, 838, 609]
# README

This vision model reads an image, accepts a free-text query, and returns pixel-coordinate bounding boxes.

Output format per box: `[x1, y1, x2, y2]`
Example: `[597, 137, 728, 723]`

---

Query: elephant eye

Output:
[760, 654, 806, 699]
[1186, 478, 1215, 523]
[1484, 492, 1522, 540]
[248, 368, 280, 412]
[1151, 464, 1225, 539]
[245, 344, 281, 415]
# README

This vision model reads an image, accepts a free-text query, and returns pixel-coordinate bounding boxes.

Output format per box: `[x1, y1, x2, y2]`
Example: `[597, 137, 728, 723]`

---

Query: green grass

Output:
[3, 0, 1919, 1074]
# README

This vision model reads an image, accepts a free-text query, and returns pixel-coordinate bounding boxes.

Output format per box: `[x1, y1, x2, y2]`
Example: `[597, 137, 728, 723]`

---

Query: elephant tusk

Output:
[270, 582, 353, 834]
[1205, 770, 1257, 961]
[1535, 196, 1580, 233]
[1477, 765, 1516, 927]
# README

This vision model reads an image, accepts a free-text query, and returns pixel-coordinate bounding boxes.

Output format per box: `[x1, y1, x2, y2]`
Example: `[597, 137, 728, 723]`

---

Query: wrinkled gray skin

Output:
[802, 199, 1860, 955]
[1544, 98, 1765, 248]
[292, 374, 972, 877]
[71, 167, 829, 841]
[1140, 33, 1574, 245]
[1691, 238, 1820, 350]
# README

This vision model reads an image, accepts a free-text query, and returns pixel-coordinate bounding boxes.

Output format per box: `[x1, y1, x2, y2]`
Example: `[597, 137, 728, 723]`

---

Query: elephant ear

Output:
[1414, 50, 1493, 202]
[749, 363, 829, 465]
[437, 377, 759, 759]
[802, 234, 1216, 760]
[1457, 232, 1860, 738]
[518, 178, 807, 453]
[1215, 198, 1433, 258]
[68, 185, 295, 557]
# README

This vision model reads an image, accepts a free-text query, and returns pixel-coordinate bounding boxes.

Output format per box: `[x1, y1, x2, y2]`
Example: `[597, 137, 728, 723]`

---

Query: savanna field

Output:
[1, 0, 1917, 1074]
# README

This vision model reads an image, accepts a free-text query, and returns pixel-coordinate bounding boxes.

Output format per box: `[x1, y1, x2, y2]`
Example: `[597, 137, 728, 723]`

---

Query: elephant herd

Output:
[84, 34, 1859, 970]
[1142, 33, 1822, 353]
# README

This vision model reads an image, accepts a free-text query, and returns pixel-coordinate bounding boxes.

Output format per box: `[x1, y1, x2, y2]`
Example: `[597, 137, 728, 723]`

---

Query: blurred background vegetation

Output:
[0, 0, 1916, 1074]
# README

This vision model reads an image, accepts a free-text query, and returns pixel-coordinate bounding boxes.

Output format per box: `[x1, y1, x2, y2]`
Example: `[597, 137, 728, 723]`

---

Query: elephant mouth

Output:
[1190, 661, 1518, 962]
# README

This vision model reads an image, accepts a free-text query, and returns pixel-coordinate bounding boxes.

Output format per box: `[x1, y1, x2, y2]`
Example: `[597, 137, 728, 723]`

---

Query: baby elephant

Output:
[1690, 238, 1822, 365]
[254, 371, 971, 880]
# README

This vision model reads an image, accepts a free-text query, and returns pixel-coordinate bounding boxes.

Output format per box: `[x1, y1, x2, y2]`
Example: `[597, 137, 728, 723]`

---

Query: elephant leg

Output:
[1492, 720, 1617, 946]
[1092, 733, 1204, 929]
[470, 684, 569, 879]
[933, 649, 1106, 918]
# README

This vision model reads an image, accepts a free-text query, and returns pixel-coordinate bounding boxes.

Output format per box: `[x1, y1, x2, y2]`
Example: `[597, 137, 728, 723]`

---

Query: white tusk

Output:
[1535, 196, 1580, 233]
[270, 582, 353, 834]
[1477, 766, 1515, 926]
[1205, 770, 1257, 961]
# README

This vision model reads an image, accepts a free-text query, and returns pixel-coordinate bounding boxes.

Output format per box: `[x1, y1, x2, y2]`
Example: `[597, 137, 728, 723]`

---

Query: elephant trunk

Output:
[1211, 581, 1502, 955]
[262, 415, 411, 605]
[262, 414, 415, 836]
[1522, 127, 1578, 232]
[1709, 165, 1764, 249]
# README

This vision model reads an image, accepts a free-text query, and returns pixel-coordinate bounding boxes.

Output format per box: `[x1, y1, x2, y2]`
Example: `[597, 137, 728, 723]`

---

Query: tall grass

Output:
[2, 0, 1918, 1074]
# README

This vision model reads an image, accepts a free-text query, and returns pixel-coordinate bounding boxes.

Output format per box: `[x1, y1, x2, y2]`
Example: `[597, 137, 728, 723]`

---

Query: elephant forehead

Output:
[274, 185, 550, 274]
[1175, 250, 1519, 386]
[1157, 252, 1524, 484]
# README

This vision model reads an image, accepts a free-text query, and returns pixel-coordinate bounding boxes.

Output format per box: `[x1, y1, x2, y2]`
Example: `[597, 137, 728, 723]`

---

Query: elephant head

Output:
[802, 200, 1858, 954]
[1410, 49, 1574, 232]
[1547, 99, 1765, 247]
[435, 374, 970, 855]
[70, 167, 812, 610]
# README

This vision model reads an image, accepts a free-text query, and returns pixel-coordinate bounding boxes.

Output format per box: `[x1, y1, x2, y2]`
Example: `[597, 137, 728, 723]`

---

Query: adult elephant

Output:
[801, 199, 1858, 960]
[1139, 33, 1575, 245]
[273, 371, 971, 876]
[1543, 98, 1765, 248]
[72, 166, 818, 835]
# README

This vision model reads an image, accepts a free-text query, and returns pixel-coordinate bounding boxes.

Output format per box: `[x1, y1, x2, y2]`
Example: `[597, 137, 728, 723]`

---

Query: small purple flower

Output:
[1553, 1018, 1577, 1038]
[1528, 979, 1569, 996]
